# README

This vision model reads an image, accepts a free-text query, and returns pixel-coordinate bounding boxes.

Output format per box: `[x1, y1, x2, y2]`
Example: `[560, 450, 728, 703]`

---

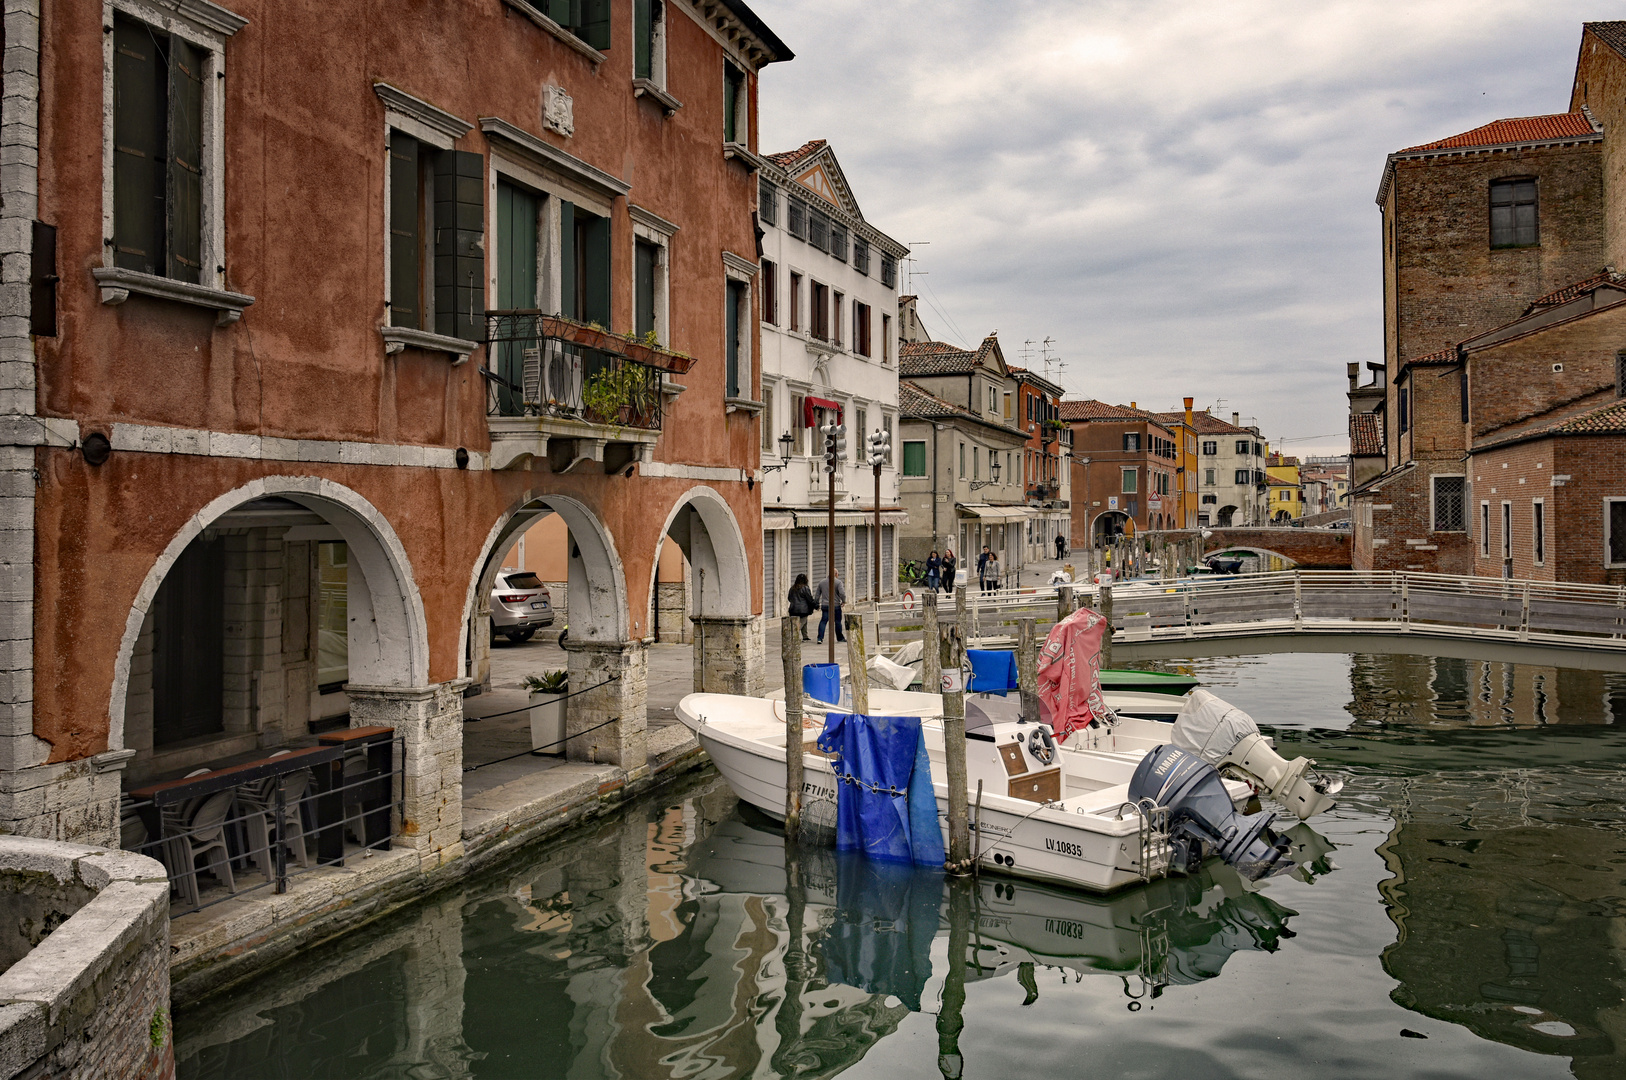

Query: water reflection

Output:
[1347, 654, 1626, 729]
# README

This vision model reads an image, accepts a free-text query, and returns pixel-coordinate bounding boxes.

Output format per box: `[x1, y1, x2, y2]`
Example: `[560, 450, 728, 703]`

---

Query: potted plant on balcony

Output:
[582, 362, 661, 431]
[523, 670, 569, 756]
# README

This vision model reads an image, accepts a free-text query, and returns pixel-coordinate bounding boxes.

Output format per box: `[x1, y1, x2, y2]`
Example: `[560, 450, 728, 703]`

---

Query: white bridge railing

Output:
[872, 572, 1626, 655]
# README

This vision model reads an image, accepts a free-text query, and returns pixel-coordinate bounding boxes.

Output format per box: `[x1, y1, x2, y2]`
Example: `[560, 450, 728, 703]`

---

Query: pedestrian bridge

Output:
[877, 571, 1626, 673]
[1198, 527, 1351, 570]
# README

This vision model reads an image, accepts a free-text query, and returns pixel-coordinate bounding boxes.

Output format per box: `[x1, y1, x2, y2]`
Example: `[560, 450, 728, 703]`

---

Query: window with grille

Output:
[1490, 178, 1538, 249]
[809, 210, 830, 252]
[854, 238, 870, 275]
[788, 198, 807, 240]
[829, 223, 848, 262]
[1432, 476, 1465, 531]
[880, 254, 897, 288]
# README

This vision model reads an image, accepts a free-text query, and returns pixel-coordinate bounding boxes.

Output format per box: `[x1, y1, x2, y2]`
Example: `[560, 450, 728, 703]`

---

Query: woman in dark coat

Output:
[940, 549, 957, 594]
[924, 550, 941, 592]
[786, 573, 815, 641]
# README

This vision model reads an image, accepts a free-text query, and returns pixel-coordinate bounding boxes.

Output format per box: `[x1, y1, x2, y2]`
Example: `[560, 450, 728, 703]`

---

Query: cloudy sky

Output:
[750, 0, 1607, 457]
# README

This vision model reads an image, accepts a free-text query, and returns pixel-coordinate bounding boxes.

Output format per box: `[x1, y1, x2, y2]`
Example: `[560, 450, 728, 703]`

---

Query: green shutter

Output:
[581, 0, 612, 51]
[112, 17, 167, 276]
[634, 0, 652, 77]
[434, 149, 486, 341]
[388, 132, 420, 328]
[496, 180, 538, 416]
[903, 441, 925, 477]
[635, 239, 656, 338]
[725, 279, 742, 397]
[579, 208, 611, 327]
[559, 201, 577, 318]
[545, 0, 576, 28]
[723, 66, 740, 142]
[167, 35, 204, 283]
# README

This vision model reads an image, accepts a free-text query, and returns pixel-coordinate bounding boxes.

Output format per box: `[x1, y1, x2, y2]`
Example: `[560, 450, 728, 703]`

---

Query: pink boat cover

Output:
[1036, 606, 1111, 742]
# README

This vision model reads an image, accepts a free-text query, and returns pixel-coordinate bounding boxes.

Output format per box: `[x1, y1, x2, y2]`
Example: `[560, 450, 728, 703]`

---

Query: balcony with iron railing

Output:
[481, 311, 696, 472]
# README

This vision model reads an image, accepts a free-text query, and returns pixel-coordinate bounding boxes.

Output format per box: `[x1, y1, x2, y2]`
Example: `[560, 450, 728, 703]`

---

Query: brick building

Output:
[1350, 21, 1626, 581]
[2, 0, 789, 848]
[1009, 366, 1072, 560]
[1062, 400, 1179, 544]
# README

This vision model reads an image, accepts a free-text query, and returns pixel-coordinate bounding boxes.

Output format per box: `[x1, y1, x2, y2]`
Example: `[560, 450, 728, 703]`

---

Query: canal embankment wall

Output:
[166, 724, 706, 1007]
[0, 837, 174, 1080]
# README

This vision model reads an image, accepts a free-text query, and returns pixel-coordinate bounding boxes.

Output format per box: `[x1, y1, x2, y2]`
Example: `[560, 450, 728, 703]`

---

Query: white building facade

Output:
[1194, 412, 1268, 527]
[756, 140, 910, 615]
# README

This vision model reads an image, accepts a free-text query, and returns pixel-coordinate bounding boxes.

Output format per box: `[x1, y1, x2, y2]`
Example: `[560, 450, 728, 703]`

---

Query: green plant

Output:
[582, 362, 659, 429]
[150, 1007, 168, 1050]
[524, 670, 568, 694]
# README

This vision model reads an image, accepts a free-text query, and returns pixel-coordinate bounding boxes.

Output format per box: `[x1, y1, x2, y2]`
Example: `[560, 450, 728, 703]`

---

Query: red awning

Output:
[802, 396, 843, 427]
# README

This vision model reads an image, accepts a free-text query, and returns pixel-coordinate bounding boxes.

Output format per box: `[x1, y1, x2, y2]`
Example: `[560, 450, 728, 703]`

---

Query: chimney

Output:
[1232, 412, 1240, 427]
[1346, 361, 1359, 391]
[1130, 401, 1136, 410]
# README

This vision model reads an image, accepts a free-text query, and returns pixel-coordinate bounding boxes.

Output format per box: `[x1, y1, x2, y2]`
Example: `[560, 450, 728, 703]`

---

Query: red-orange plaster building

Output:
[3, 0, 790, 851]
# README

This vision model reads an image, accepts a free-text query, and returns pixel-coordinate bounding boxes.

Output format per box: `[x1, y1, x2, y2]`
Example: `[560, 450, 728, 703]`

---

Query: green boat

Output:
[1098, 669, 1199, 696]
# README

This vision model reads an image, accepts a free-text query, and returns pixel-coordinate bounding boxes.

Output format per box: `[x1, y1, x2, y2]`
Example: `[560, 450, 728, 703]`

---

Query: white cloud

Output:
[750, 0, 1602, 451]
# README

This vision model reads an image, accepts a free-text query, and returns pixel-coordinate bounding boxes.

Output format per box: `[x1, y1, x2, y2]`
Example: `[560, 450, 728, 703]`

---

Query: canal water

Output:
[175, 653, 1626, 1080]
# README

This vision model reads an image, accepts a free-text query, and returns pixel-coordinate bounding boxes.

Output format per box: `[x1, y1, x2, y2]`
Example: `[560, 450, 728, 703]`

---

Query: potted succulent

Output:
[523, 670, 569, 755]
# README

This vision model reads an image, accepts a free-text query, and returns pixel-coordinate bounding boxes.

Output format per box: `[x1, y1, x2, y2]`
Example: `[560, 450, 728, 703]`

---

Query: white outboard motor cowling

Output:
[1171, 689, 1340, 820]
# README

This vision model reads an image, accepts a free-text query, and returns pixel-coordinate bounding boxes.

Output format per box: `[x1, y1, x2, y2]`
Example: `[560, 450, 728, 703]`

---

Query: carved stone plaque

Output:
[543, 84, 574, 138]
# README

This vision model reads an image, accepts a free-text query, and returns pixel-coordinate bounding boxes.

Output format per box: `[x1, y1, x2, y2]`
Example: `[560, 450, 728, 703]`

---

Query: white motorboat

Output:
[676, 690, 1289, 894]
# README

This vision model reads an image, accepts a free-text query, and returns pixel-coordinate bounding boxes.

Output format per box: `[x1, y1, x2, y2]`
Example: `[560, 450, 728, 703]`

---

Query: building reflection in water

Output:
[175, 773, 1316, 1080]
[1347, 653, 1626, 729]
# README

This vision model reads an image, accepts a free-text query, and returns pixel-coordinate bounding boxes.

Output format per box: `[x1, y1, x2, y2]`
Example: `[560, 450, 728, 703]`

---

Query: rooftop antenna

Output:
[1020, 338, 1037, 367]
[1039, 336, 1065, 382]
[904, 241, 930, 293]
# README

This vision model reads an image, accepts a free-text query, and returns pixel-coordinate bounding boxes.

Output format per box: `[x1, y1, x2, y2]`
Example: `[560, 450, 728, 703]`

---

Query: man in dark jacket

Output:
[814, 569, 846, 644]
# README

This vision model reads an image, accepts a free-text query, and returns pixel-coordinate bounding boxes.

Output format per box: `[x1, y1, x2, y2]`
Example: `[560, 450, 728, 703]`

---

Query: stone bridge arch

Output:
[1201, 527, 1351, 569]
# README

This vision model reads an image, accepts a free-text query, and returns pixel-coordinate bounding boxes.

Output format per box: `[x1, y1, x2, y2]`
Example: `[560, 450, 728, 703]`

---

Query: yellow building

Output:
[1266, 452, 1303, 522]
[1151, 397, 1202, 530]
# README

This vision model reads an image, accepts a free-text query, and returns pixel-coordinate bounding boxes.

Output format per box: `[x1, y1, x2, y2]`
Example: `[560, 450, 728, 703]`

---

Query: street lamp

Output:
[762, 430, 796, 473]
[968, 455, 1002, 491]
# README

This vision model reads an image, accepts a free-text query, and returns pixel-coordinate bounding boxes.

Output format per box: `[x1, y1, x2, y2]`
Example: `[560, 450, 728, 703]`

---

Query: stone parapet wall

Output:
[346, 681, 468, 870]
[0, 836, 173, 1080]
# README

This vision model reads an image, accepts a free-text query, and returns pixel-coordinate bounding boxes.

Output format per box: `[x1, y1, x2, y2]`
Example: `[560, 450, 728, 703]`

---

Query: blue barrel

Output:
[803, 663, 842, 704]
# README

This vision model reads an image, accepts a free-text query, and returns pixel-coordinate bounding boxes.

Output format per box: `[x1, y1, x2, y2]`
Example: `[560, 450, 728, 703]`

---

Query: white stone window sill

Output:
[502, 0, 606, 64]
[633, 78, 683, 115]
[725, 397, 764, 415]
[379, 325, 476, 364]
[92, 267, 254, 326]
[723, 142, 766, 171]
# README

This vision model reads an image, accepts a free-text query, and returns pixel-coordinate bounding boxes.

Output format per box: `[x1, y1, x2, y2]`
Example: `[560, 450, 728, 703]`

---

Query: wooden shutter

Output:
[388, 132, 421, 328]
[559, 201, 577, 317]
[581, 0, 612, 50]
[112, 17, 167, 276]
[434, 149, 486, 341]
[495, 180, 539, 415]
[724, 65, 742, 142]
[635, 239, 657, 337]
[545, 0, 575, 28]
[725, 279, 743, 397]
[580, 209, 611, 326]
[29, 221, 56, 337]
[761, 259, 776, 324]
[634, 0, 653, 77]
[167, 35, 204, 283]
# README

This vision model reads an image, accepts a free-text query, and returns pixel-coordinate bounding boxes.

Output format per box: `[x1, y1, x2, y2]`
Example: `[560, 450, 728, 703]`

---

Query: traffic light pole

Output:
[872, 460, 881, 604]
[827, 439, 837, 667]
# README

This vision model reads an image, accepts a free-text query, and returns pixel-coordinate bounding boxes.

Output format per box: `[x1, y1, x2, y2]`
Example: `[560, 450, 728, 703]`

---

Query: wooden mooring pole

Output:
[922, 590, 940, 694]
[845, 613, 869, 715]
[941, 615, 969, 872]
[1017, 618, 1040, 724]
[1100, 583, 1114, 669]
[781, 615, 803, 836]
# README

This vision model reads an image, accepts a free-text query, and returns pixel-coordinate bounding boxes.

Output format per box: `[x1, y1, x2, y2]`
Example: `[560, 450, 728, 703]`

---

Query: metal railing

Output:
[122, 734, 403, 916]
[871, 571, 1626, 655]
[483, 313, 663, 430]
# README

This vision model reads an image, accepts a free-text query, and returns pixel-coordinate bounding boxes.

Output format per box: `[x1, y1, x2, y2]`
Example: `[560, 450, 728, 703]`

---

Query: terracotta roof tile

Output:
[1059, 399, 1153, 421]
[1528, 270, 1622, 309]
[1350, 412, 1384, 457]
[1547, 398, 1626, 435]
[1399, 112, 1598, 153]
[899, 340, 976, 376]
[763, 139, 827, 170]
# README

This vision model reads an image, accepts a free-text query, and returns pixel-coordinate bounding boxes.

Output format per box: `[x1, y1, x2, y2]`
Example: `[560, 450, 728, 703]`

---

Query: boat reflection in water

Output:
[173, 777, 1331, 1080]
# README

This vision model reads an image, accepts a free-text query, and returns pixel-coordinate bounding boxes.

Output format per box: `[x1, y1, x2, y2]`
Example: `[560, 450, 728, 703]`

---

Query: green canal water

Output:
[175, 653, 1626, 1080]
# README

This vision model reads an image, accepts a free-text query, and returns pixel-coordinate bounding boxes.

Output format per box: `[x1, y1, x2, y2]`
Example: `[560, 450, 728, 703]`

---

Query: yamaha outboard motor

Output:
[1129, 745, 1293, 880]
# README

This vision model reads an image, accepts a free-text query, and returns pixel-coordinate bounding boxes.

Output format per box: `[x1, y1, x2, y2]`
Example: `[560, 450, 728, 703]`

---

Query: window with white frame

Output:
[760, 383, 776, 450]
[722, 253, 756, 400]
[1202, 441, 1217, 456]
[633, 0, 667, 88]
[630, 204, 677, 345]
[105, 3, 246, 294]
[1607, 499, 1626, 567]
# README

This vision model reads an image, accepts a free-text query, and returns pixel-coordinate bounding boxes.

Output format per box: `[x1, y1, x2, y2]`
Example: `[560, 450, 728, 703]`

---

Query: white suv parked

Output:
[490, 570, 553, 643]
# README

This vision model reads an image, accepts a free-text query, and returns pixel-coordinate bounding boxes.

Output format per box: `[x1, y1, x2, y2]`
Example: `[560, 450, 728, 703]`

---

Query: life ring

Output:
[901, 589, 916, 614]
[1027, 724, 1056, 766]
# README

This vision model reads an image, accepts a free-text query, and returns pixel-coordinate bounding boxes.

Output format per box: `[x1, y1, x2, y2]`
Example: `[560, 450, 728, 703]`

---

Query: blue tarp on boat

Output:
[817, 713, 945, 866]
[966, 649, 1018, 695]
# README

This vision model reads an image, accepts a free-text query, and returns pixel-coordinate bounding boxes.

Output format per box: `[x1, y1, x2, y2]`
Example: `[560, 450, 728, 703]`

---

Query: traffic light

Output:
[822, 423, 846, 473]
[867, 427, 890, 469]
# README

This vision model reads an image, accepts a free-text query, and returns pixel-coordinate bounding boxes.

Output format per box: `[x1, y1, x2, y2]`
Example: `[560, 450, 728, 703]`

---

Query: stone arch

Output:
[1202, 544, 1299, 569]
[109, 476, 429, 754]
[1217, 504, 1238, 527]
[648, 485, 752, 620]
[459, 493, 629, 677]
[1092, 510, 1130, 543]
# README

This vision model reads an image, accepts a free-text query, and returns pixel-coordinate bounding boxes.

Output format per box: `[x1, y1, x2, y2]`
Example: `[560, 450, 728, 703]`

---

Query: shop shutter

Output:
[882, 526, 895, 595]
[854, 526, 870, 595]
[791, 527, 809, 581]
[834, 528, 847, 590]
[763, 530, 777, 618]
[809, 528, 827, 585]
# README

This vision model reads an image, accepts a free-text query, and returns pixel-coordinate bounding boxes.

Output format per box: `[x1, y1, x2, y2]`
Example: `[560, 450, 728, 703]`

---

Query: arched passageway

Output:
[112, 478, 429, 784]
[652, 487, 758, 696]
[1092, 510, 1130, 545]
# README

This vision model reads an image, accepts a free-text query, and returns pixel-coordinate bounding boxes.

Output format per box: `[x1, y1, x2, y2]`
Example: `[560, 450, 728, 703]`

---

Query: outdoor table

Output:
[316, 726, 396, 856]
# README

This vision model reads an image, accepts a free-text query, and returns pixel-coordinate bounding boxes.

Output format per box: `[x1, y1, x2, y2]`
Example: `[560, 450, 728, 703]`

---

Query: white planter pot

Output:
[529, 691, 567, 755]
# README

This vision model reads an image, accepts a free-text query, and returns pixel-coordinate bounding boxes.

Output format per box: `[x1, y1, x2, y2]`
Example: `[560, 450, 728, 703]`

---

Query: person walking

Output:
[814, 568, 846, 644]
[981, 551, 1001, 594]
[924, 550, 942, 592]
[1055, 533, 1067, 559]
[786, 573, 815, 641]
[976, 546, 992, 589]
[940, 549, 957, 594]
